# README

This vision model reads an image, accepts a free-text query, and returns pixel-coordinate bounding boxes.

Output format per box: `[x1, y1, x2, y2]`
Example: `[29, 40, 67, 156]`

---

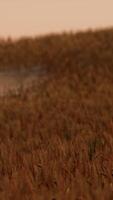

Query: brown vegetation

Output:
[0, 28, 113, 199]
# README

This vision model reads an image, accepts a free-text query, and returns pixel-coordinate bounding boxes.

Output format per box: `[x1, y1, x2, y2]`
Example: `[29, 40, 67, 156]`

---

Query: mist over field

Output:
[0, 0, 112, 38]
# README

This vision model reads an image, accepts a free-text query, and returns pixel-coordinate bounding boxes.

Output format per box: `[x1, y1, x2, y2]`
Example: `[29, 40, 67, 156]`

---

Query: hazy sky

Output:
[0, 0, 113, 38]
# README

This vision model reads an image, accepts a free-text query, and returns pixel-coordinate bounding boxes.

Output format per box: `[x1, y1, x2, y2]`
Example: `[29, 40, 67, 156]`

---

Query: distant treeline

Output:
[0, 28, 113, 72]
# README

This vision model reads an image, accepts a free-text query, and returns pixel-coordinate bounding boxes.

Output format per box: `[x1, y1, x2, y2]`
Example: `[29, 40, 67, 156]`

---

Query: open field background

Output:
[0, 28, 113, 199]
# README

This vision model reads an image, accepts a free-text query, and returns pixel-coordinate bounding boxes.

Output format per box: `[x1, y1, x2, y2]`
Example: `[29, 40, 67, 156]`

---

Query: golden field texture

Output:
[0, 29, 113, 199]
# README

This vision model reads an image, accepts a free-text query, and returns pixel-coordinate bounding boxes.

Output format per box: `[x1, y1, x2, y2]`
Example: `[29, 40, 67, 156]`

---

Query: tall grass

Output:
[0, 28, 113, 199]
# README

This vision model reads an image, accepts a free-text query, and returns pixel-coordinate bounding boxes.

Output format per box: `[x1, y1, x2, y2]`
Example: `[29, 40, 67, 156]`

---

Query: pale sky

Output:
[0, 0, 113, 38]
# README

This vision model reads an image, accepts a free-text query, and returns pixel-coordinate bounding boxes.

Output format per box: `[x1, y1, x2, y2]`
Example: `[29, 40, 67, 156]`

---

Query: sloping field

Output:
[0, 28, 113, 199]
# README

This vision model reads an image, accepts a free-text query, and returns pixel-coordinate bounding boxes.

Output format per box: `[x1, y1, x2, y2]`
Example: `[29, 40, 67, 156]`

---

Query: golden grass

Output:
[0, 28, 113, 199]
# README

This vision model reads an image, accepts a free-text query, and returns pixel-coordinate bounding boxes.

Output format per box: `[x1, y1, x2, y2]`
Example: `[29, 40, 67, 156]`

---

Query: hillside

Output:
[0, 28, 113, 199]
[0, 28, 113, 71]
